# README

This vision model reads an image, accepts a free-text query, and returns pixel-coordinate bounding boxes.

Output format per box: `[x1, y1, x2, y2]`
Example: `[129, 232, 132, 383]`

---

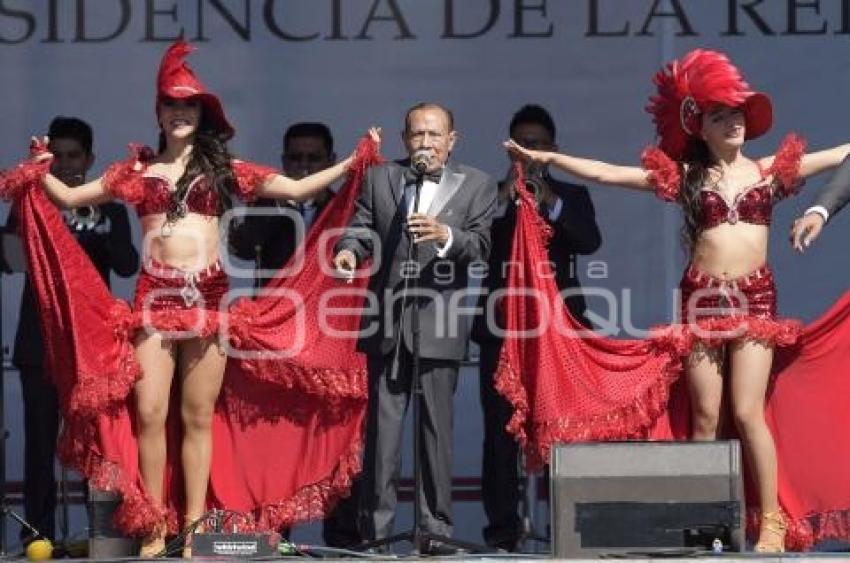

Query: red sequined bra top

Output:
[134, 174, 217, 217]
[640, 133, 807, 229]
[699, 170, 773, 229]
[102, 144, 278, 217]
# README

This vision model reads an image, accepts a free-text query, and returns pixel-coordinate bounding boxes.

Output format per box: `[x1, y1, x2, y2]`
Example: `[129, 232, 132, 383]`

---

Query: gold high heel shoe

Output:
[754, 510, 787, 553]
[182, 537, 192, 559]
[182, 516, 205, 559]
[139, 521, 167, 558]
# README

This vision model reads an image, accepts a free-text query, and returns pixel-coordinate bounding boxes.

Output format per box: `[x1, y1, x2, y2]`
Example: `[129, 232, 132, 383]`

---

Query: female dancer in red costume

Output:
[19, 41, 379, 557]
[506, 49, 850, 552]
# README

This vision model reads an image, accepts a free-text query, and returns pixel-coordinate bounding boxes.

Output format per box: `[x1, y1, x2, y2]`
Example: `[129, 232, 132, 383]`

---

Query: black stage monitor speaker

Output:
[551, 440, 744, 557]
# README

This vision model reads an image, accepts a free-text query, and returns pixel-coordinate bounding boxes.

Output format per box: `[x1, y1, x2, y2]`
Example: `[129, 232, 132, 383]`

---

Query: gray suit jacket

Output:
[335, 159, 497, 360]
[813, 155, 850, 219]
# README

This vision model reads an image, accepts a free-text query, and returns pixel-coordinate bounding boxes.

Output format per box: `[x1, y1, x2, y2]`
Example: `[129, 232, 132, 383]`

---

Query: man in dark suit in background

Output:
[472, 104, 602, 551]
[229, 122, 337, 289]
[1, 116, 139, 545]
[334, 102, 497, 553]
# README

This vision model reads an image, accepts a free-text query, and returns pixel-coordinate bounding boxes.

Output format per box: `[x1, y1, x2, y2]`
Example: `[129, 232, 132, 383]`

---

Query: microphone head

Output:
[411, 149, 430, 174]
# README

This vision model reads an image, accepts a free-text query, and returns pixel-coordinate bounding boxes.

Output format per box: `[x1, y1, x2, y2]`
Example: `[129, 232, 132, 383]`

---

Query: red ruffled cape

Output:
[1, 139, 380, 536]
[493, 166, 683, 472]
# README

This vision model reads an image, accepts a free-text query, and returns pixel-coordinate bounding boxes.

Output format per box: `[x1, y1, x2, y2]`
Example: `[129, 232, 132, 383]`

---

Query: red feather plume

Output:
[646, 49, 755, 160]
[156, 39, 197, 94]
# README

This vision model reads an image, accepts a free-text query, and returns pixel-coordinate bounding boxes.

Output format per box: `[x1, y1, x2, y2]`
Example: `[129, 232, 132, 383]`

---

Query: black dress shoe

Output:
[421, 540, 466, 556]
[493, 538, 519, 552]
[357, 543, 392, 555]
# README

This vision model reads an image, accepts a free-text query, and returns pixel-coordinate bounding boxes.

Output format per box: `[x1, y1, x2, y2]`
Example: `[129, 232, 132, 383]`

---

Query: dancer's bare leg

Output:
[178, 336, 227, 556]
[686, 343, 726, 440]
[729, 339, 784, 552]
[134, 332, 177, 557]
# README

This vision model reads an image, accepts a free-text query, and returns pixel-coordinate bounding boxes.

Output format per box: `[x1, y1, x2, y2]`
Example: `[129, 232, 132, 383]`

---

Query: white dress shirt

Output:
[405, 177, 453, 257]
[805, 205, 830, 223]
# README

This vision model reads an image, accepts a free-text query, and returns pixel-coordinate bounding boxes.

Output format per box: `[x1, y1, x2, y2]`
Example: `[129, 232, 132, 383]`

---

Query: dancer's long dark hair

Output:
[678, 137, 717, 251]
[158, 110, 236, 213]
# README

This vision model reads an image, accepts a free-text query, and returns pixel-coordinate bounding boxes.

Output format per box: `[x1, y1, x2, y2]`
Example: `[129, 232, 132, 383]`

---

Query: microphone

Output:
[411, 149, 430, 175]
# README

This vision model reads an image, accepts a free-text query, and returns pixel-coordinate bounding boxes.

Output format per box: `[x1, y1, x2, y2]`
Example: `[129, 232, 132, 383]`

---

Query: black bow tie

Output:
[404, 168, 443, 185]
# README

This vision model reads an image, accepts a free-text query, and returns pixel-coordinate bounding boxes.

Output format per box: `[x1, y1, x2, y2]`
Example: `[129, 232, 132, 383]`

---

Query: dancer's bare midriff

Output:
[141, 213, 221, 271]
[690, 222, 769, 279]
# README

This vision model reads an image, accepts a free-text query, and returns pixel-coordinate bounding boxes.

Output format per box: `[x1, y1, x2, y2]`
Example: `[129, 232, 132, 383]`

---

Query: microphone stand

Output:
[357, 168, 491, 556]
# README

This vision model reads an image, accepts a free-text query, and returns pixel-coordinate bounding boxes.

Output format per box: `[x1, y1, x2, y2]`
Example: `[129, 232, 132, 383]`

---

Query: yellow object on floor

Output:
[25, 538, 53, 560]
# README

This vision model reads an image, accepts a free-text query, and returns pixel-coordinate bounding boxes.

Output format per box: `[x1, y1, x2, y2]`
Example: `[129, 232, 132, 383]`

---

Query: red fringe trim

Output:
[651, 316, 802, 353]
[58, 407, 364, 537]
[59, 368, 365, 537]
[495, 345, 683, 471]
[513, 163, 554, 246]
[65, 301, 143, 418]
[102, 144, 154, 205]
[348, 135, 385, 178]
[226, 295, 368, 402]
[230, 160, 279, 202]
[57, 421, 178, 537]
[235, 356, 368, 402]
[114, 498, 179, 539]
[0, 159, 50, 201]
[133, 308, 222, 340]
[493, 349, 530, 452]
[747, 507, 850, 551]
[641, 146, 681, 202]
[252, 430, 364, 530]
[29, 137, 49, 157]
[768, 133, 806, 199]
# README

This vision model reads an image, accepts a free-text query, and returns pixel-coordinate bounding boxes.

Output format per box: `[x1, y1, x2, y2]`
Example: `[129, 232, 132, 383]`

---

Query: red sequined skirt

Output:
[675, 263, 801, 347]
[132, 258, 228, 339]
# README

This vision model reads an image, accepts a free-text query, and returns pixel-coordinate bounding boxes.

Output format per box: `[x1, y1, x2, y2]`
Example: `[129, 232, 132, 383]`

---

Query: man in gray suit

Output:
[791, 156, 850, 251]
[334, 103, 497, 551]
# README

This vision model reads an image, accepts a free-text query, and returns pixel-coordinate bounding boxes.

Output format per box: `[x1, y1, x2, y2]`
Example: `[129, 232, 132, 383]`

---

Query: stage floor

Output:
[10, 549, 849, 562]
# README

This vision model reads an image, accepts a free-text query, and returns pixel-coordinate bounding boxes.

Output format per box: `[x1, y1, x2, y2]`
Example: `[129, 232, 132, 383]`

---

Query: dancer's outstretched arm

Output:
[27, 137, 113, 208]
[504, 139, 652, 192]
[42, 174, 111, 208]
[258, 127, 381, 201]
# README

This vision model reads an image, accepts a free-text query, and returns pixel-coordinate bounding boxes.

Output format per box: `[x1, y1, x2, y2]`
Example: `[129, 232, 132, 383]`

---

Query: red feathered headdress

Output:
[156, 39, 234, 140]
[646, 49, 772, 160]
